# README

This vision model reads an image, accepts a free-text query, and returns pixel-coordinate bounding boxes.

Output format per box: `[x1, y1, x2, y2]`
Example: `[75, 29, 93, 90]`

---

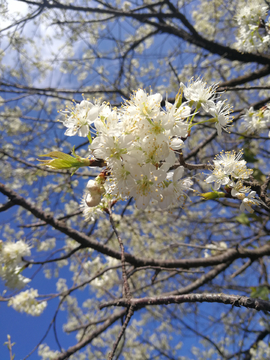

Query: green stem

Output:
[190, 118, 217, 128]
[87, 132, 92, 144]
[188, 103, 201, 131]
[145, 116, 153, 125]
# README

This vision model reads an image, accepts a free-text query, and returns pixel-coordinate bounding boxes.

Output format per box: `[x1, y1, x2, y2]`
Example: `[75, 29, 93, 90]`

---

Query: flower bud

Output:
[86, 180, 101, 194]
[85, 193, 102, 207]
[235, 193, 245, 200]
[201, 191, 225, 200]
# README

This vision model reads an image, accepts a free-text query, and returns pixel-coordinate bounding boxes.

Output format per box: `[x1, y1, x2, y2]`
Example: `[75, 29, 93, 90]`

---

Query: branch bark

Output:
[100, 292, 270, 312]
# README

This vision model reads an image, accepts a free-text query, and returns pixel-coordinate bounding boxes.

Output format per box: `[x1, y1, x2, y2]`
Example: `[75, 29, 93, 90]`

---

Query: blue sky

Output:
[1, 0, 269, 358]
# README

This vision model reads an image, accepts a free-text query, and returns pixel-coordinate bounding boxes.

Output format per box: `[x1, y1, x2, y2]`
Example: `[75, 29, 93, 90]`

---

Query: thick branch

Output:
[140, 18, 270, 65]
[100, 293, 270, 312]
[16, 1, 270, 65]
[1, 182, 270, 269]
[218, 65, 270, 88]
[0, 200, 15, 212]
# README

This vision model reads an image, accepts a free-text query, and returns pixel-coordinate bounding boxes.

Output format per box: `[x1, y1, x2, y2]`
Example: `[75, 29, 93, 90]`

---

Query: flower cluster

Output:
[72, 81, 233, 211]
[0, 240, 31, 289]
[205, 150, 262, 213]
[54, 79, 266, 216]
[38, 344, 60, 360]
[8, 288, 47, 316]
[82, 88, 196, 210]
[240, 105, 270, 136]
[235, 0, 270, 53]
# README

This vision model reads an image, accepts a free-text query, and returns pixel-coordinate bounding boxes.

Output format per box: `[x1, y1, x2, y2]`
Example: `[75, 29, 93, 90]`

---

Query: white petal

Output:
[78, 125, 89, 137]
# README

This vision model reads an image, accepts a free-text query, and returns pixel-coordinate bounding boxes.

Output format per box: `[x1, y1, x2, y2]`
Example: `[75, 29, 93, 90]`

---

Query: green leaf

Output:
[243, 147, 258, 163]
[235, 213, 250, 227]
[39, 151, 74, 161]
[249, 213, 264, 224]
[252, 168, 266, 183]
[250, 286, 269, 301]
[38, 151, 91, 172]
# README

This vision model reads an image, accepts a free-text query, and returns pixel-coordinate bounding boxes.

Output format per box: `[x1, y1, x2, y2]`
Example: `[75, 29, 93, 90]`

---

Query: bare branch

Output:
[100, 293, 270, 312]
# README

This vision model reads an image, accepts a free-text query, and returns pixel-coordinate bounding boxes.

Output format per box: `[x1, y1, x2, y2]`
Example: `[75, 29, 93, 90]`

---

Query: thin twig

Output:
[107, 205, 130, 299]
[106, 204, 135, 360]
[230, 260, 253, 279]
[107, 305, 135, 360]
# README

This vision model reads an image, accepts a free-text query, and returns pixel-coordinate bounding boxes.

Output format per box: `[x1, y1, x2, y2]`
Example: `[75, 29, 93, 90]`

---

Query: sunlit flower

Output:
[205, 164, 231, 190]
[213, 150, 247, 175]
[128, 164, 166, 209]
[231, 180, 250, 197]
[91, 134, 135, 164]
[205, 150, 253, 190]
[124, 89, 162, 118]
[236, 191, 264, 213]
[180, 78, 219, 110]
[207, 100, 233, 136]
[164, 100, 190, 137]
[235, 0, 270, 53]
[240, 107, 269, 135]
[1, 240, 31, 264]
[160, 166, 193, 208]
[60, 99, 104, 137]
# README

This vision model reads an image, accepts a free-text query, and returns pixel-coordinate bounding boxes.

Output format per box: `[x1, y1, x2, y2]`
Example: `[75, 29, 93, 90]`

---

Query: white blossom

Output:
[205, 150, 264, 213]
[55, 84, 263, 213]
[60, 99, 104, 137]
[250, 340, 270, 359]
[235, 0, 270, 53]
[205, 163, 231, 190]
[214, 150, 249, 175]
[180, 78, 219, 110]
[160, 166, 193, 208]
[38, 344, 60, 360]
[94, 105, 122, 136]
[90, 134, 135, 164]
[205, 150, 253, 190]
[240, 106, 270, 136]
[238, 191, 264, 213]
[0, 240, 31, 289]
[1, 240, 31, 264]
[231, 180, 250, 197]
[207, 100, 233, 136]
[128, 164, 167, 209]
[124, 88, 162, 118]
[164, 100, 190, 137]
[8, 288, 47, 316]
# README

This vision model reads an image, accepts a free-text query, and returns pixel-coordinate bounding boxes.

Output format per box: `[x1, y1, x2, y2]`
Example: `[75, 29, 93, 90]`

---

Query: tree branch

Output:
[100, 293, 270, 312]
[1, 182, 270, 269]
